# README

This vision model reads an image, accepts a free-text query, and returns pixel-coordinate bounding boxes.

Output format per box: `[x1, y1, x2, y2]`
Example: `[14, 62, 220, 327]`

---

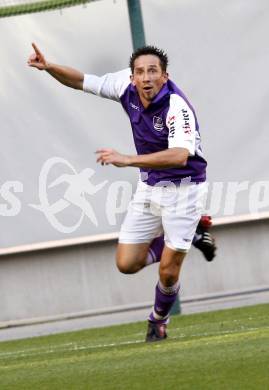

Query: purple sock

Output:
[148, 280, 180, 324]
[146, 235, 164, 265]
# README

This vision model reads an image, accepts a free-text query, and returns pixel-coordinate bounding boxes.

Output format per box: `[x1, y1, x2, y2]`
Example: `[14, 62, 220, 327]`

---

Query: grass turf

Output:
[0, 303, 268, 389]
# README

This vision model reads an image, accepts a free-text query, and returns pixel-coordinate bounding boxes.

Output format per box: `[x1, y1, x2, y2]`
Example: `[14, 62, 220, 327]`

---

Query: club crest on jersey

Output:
[153, 116, 164, 131]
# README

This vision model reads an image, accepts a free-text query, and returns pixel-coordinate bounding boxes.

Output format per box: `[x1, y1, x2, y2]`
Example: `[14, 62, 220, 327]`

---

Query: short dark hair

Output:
[129, 45, 169, 73]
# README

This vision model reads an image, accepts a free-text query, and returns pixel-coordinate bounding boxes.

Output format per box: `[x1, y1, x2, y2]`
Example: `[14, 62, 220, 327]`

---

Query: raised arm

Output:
[27, 43, 84, 90]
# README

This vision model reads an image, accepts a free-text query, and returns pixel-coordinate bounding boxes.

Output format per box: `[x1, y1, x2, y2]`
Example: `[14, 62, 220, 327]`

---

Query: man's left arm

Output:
[96, 94, 196, 168]
[96, 147, 189, 168]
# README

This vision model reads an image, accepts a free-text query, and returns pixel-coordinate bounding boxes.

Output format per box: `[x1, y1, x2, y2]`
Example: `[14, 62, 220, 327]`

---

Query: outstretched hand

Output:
[27, 43, 48, 70]
[96, 148, 131, 167]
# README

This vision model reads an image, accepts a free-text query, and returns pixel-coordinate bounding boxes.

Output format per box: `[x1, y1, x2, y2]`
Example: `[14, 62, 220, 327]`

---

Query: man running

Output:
[28, 44, 216, 341]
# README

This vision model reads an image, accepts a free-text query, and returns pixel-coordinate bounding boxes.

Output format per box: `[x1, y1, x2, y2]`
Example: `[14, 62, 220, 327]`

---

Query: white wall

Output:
[1, 0, 269, 247]
[0, 220, 268, 324]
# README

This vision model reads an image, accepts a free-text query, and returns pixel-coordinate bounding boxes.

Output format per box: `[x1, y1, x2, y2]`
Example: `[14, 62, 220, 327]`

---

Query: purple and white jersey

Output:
[83, 68, 207, 185]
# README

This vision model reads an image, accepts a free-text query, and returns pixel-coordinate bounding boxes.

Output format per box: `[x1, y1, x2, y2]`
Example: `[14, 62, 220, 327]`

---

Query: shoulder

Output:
[167, 93, 192, 113]
[167, 79, 196, 113]
[83, 68, 131, 101]
[108, 68, 131, 98]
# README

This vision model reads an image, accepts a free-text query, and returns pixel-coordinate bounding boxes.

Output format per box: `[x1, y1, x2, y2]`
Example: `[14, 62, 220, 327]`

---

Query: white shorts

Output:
[119, 180, 208, 252]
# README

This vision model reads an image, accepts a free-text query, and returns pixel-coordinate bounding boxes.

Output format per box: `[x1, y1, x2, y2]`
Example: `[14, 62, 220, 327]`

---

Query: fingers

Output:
[97, 155, 111, 164]
[96, 149, 115, 166]
[95, 148, 113, 154]
[97, 157, 110, 165]
[96, 150, 111, 157]
[27, 61, 44, 69]
[96, 149, 113, 159]
[32, 42, 41, 56]
[27, 54, 38, 67]
[28, 43, 47, 69]
[95, 148, 126, 167]
[96, 152, 108, 164]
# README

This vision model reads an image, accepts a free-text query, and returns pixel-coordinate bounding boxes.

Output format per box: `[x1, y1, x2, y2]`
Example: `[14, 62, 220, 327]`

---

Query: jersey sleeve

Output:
[83, 68, 131, 102]
[166, 94, 196, 156]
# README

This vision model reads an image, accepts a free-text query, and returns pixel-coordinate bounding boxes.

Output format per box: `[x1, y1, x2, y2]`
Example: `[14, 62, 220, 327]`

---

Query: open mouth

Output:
[143, 86, 153, 92]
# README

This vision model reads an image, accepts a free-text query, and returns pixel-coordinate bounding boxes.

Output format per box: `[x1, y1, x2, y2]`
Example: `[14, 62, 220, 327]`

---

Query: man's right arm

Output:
[28, 43, 131, 99]
[46, 63, 84, 90]
[28, 43, 84, 90]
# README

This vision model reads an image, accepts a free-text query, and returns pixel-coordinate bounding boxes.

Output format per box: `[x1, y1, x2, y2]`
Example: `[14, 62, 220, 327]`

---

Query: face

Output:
[131, 55, 168, 108]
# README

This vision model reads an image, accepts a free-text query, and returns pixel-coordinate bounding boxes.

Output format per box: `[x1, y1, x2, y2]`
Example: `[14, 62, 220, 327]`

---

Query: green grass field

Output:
[0, 304, 268, 389]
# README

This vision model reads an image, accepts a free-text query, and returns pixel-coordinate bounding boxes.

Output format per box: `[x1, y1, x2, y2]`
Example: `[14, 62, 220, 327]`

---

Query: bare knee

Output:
[116, 256, 137, 274]
[116, 243, 148, 274]
[159, 246, 186, 286]
[159, 254, 185, 286]
[159, 266, 177, 286]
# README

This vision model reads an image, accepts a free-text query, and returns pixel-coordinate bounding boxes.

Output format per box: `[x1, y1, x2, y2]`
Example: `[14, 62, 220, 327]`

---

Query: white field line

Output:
[0, 325, 268, 361]
[0, 314, 267, 358]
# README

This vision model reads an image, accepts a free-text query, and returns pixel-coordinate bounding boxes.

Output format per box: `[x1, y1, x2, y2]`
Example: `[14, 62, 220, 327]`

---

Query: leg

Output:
[117, 233, 166, 273]
[116, 242, 150, 274]
[150, 182, 207, 320]
[146, 245, 186, 342]
[149, 245, 186, 322]
[159, 245, 186, 287]
[145, 234, 165, 265]
[146, 182, 207, 342]
[117, 181, 162, 273]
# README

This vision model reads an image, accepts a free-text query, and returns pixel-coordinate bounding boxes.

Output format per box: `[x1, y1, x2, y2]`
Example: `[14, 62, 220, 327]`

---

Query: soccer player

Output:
[28, 44, 216, 341]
